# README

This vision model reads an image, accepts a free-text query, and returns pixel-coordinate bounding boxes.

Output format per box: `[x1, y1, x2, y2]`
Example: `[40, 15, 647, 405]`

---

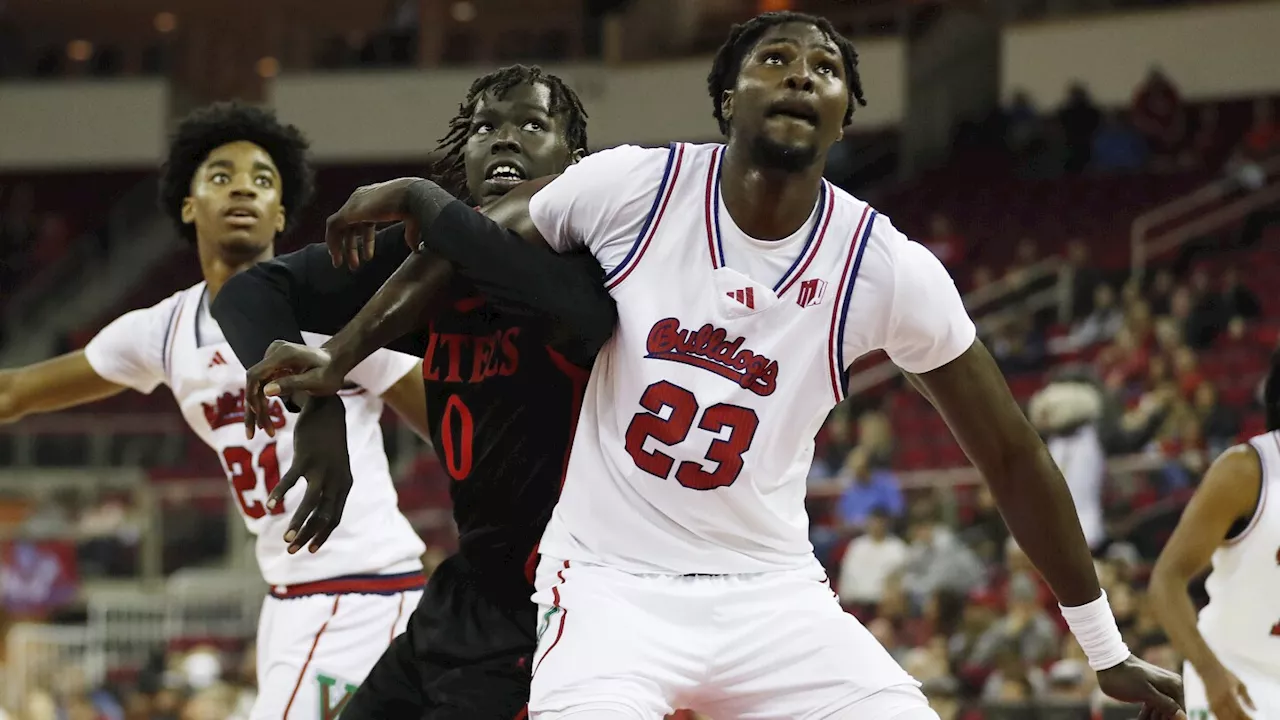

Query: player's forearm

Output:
[1148, 568, 1224, 677]
[404, 180, 616, 351]
[0, 354, 125, 423]
[212, 230, 425, 366]
[323, 250, 452, 378]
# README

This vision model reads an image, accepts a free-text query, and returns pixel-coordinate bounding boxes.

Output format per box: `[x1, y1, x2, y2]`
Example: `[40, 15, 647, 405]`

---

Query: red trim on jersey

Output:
[607, 144, 686, 291]
[454, 296, 485, 313]
[514, 707, 529, 720]
[283, 596, 340, 719]
[268, 571, 425, 599]
[524, 347, 591, 585]
[388, 592, 407, 645]
[703, 146, 723, 269]
[1226, 436, 1274, 546]
[826, 205, 873, 402]
[532, 560, 571, 676]
[776, 183, 836, 298]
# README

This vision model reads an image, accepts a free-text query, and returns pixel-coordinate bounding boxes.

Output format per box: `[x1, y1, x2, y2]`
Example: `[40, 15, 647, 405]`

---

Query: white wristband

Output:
[1058, 590, 1131, 671]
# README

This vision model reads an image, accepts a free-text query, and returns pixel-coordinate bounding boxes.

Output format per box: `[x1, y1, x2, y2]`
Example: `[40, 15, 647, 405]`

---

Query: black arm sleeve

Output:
[408, 193, 617, 364]
[211, 224, 428, 368]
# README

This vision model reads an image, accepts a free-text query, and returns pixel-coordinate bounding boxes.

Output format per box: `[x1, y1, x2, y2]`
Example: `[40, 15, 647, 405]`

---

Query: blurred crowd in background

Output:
[2, 0, 1278, 718]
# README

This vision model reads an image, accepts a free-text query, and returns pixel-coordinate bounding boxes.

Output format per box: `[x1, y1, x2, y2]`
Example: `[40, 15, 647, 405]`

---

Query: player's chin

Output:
[217, 231, 273, 257]
[750, 134, 819, 173]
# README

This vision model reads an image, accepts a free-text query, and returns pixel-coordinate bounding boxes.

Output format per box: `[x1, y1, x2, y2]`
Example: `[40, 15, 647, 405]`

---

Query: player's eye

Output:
[762, 52, 786, 65]
[211, 172, 230, 184]
[255, 175, 274, 188]
[522, 120, 544, 132]
[472, 122, 494, 135]
[815, 62, 837, 76]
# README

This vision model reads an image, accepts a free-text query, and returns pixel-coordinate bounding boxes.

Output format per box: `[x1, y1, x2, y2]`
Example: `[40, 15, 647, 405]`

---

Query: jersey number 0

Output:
[624, 380, 759, 490]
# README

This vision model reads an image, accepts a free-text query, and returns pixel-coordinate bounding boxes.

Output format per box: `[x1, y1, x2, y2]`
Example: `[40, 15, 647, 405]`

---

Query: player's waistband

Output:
[268, 571, 426, 599]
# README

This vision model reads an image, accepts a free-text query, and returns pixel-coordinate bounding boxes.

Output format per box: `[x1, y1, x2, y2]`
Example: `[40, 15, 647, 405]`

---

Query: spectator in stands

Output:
[922, 213, 967, 271]
[835, 447, 905, 530]
[838, 508, 909, 611]
[1063, 239, 1102, 322]
[973, 572, 1061, 670]
[921, 676, 962, 720]
[1057, 82, 1102, 173]
[900, 511, 985, 604]
[1169, 283, 1217, 349]
[1044, 658, 1094, 702]
[1029, 379, 1108, 551]
[855, 405, 896, 468]
[1092, 111, 1147, 173]
[1147, 267, 1177, 316]
[1004, 90, 1041, 156]
[1172, 346, 1204, 398]
[1067, 283, 1124, 350]
[1220, 265, 1261, 320]
[1131, 67, 1188, 168]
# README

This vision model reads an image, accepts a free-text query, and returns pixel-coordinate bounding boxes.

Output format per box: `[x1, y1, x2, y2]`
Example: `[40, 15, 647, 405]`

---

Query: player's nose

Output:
[490, 127, 522, 154]
[784, 67, 816, 93]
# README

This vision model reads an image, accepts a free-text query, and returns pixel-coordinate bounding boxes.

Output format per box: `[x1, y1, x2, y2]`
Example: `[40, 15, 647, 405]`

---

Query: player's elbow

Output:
[1148, 556, 1190, 604]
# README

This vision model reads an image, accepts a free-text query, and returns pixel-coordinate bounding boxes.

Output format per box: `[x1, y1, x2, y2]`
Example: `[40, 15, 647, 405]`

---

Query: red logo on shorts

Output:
[645, 317, 778, 396]
[796, 278, 827, 308]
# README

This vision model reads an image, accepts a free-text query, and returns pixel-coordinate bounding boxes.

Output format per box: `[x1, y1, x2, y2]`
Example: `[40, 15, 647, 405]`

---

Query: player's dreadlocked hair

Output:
[1265, 349, 1280, 432]
[707, 11, 867, 136]
[431, 64, 589, 201]
[159, 101, 314, 243]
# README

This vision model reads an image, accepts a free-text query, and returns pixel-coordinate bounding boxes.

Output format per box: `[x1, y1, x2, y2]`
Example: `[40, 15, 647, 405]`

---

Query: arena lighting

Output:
[256, 56, 280, 78]
[452, 1, 477, 22]
[155, 12, 178, 34]
[66, 39, 92, 62]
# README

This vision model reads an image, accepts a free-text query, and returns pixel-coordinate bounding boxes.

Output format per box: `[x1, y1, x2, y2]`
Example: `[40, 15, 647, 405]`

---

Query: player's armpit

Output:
[1154, 444, 1262, 581]
[1149, 444, 1262, 680]
[908, 339, 1101, 607]
[380, 365, 429, 442]
[0, 351, 127, 424]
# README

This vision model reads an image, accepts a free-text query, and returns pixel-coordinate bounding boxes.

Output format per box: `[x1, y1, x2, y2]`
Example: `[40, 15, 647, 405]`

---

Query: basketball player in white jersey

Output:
[299, 10, 1184, 720]
[1150, 354, 1280, 720]
[0, 103, 428, 720]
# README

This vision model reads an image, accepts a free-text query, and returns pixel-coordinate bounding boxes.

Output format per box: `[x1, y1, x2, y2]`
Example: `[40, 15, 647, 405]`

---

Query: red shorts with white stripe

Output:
[528, 556, 931, 720]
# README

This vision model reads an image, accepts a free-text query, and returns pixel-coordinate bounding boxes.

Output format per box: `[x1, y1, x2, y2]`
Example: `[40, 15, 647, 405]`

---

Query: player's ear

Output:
[274, 207, 286, 233]
[721, 90, 735, 124]
[569, 148, 586, 165]
[180, 197, 196, 226]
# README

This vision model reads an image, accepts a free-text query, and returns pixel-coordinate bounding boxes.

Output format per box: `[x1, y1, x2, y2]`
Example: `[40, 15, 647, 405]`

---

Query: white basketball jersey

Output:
[1198, 430, 1280, 673]
[85, 282, 426, 586]
[529, 143, 975, 575]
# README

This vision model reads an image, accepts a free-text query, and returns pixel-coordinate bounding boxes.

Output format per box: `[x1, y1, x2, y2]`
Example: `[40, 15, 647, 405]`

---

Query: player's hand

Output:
[243, 340, 346, 439]
[325, 177, 425, 270]
[1096, 655, 1187, 720]
[266, 395, 352, 554]
[1201, 663, 1255, 720]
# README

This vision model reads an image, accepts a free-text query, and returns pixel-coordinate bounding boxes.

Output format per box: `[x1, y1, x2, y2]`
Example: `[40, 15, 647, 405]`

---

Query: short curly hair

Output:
[158, 102, 314, 243]
[707, 11, 867, 136]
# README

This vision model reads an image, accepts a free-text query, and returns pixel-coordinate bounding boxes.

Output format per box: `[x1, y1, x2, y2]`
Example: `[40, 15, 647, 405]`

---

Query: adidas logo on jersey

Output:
[645, 317, 779, 397]
[208, 351, 228, 368]
[726, 287, 756, 309]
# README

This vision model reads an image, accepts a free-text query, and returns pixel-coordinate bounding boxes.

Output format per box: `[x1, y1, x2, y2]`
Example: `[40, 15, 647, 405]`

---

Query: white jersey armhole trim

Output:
[603, 142, 686, 291]
[159, 288, 191, 385]
[1225, 435, 1274, 545]
[825, 205, 876, 403]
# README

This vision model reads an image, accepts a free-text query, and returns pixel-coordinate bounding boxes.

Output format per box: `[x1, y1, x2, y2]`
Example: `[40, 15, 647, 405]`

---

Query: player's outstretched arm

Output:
[211, 223, 430, 368]
[0, 352, 128, 424]
[1149, 444, 1260, 720]
[323, 177, 616, 364]
[910, 345, 1183, 717]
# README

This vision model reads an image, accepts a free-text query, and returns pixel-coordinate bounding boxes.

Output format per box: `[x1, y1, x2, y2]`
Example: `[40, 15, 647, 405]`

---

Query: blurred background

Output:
[0, 0, 1277, 717]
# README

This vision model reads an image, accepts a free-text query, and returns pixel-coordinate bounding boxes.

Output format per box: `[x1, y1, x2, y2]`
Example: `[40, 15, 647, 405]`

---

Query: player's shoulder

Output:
[575, 143, 672, 175]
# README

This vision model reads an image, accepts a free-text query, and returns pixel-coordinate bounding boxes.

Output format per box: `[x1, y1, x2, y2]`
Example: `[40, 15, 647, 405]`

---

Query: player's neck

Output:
[719, 142, 825, 241]
[198, 240, 274, 300]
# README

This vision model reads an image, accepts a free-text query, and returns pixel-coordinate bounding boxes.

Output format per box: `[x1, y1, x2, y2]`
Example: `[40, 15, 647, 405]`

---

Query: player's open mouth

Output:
[485, 162, 528, 185]
[224, 206, 260, 227]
